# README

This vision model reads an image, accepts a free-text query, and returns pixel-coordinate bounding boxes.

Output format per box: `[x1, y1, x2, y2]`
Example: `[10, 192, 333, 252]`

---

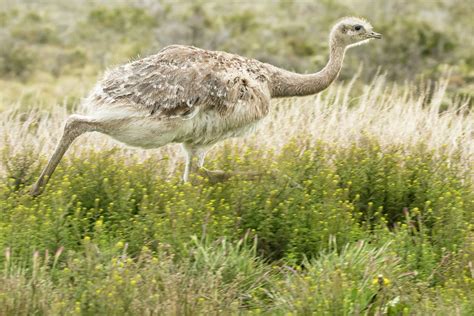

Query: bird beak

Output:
[369, 31, 382, 39]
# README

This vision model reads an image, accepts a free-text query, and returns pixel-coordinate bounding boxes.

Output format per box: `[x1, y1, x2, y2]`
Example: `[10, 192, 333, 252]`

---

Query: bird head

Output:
[330, 17, 382, 49]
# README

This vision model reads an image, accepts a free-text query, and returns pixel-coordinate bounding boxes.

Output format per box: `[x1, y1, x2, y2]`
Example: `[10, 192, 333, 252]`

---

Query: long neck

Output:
[269, 44, 346, 98]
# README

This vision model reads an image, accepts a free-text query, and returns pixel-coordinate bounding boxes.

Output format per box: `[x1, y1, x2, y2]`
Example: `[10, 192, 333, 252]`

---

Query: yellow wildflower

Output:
[372, 274, 391, 287]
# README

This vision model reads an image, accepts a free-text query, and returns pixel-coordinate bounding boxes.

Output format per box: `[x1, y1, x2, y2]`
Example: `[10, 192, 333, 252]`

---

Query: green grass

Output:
[0, 139, 473, 314]
[0, 1, 473, 313]
[0, 71, 472, 315]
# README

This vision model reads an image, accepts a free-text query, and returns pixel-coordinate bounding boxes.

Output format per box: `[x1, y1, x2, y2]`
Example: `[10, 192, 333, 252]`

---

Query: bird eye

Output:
[354, 25, 362, 31]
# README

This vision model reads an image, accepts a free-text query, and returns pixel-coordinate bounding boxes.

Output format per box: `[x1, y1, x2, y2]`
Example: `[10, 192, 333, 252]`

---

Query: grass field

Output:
[1, 0, 473, 314]
[1, 73, 473, 314]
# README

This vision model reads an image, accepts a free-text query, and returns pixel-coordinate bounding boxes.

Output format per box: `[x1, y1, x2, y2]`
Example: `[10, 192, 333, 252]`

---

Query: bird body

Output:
[85, 45, 272, 148]
[30, 17, 381, 196]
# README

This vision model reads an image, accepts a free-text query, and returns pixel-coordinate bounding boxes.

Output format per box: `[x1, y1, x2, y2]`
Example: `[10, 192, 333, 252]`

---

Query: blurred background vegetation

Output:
[0, 0, 472, 109]
[0, 1, 473, 313]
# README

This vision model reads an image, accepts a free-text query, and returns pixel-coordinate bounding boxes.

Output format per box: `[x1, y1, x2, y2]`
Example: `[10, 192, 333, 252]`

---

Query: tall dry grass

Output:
[1, 73, 472, 176]
[1, 73, 473, 315]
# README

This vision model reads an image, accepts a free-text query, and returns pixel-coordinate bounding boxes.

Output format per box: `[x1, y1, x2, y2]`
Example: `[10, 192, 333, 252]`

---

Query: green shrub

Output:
[1, 140, 472, 263]
[0, 236, 272, 315]
[0, 41, 34, 78]
[268, 240, 407, 314]
[87, 6, 157, 33]
[10, 12, 59, 45]
[1, 0, 473, 98]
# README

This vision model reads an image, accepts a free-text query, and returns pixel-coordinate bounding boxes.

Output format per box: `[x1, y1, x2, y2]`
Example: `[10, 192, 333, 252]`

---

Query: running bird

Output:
[30, 17, 381, 196]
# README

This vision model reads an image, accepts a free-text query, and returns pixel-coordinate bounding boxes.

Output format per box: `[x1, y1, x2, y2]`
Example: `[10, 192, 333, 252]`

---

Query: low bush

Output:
[0, 138, 473, 313]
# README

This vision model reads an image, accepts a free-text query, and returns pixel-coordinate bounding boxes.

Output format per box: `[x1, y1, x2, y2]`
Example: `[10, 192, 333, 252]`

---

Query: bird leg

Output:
[30, 115, 98, 197]
[198, 167, 231, 182]
[198, 168, 267, 183]
[182, 143, 267, 183]
[182, 154, 193, 183]
[182, 143, 209, 182]
[181, 144, 232, 183]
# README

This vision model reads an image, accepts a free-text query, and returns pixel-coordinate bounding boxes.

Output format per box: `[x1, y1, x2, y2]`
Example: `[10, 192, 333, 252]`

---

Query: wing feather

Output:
[99, 45, 270, 119]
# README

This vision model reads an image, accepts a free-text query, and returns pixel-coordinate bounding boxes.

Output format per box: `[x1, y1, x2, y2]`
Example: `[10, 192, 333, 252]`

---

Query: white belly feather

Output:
[87, 104, 265, 149]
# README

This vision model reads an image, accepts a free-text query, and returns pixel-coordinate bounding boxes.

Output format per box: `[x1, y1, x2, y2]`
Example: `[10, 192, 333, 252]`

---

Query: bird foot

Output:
[198, 168, 231, 183]
[198, 168, 265, 183]
[29, 182, 44, 197]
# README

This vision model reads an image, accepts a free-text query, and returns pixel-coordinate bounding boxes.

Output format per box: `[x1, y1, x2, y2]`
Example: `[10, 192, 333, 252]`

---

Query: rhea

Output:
[30, 17, 381, 196]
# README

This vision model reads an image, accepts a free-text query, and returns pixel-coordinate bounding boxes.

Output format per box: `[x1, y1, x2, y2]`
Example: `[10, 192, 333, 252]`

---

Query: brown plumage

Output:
[30, 17, 381, 196]
[100, 45, 270, 118]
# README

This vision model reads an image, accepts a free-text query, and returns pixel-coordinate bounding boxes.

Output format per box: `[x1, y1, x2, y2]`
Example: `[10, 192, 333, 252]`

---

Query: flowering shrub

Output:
[0, 139, 472, 314]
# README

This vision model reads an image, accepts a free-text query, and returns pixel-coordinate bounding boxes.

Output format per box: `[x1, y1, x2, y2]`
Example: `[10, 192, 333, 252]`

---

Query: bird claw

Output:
[29, 183, 43, 197]
[198, 167, 231, 183]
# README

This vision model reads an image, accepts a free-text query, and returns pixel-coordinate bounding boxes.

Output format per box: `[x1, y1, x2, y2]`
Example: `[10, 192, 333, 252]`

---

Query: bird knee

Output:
[64, 115, 96, 138]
